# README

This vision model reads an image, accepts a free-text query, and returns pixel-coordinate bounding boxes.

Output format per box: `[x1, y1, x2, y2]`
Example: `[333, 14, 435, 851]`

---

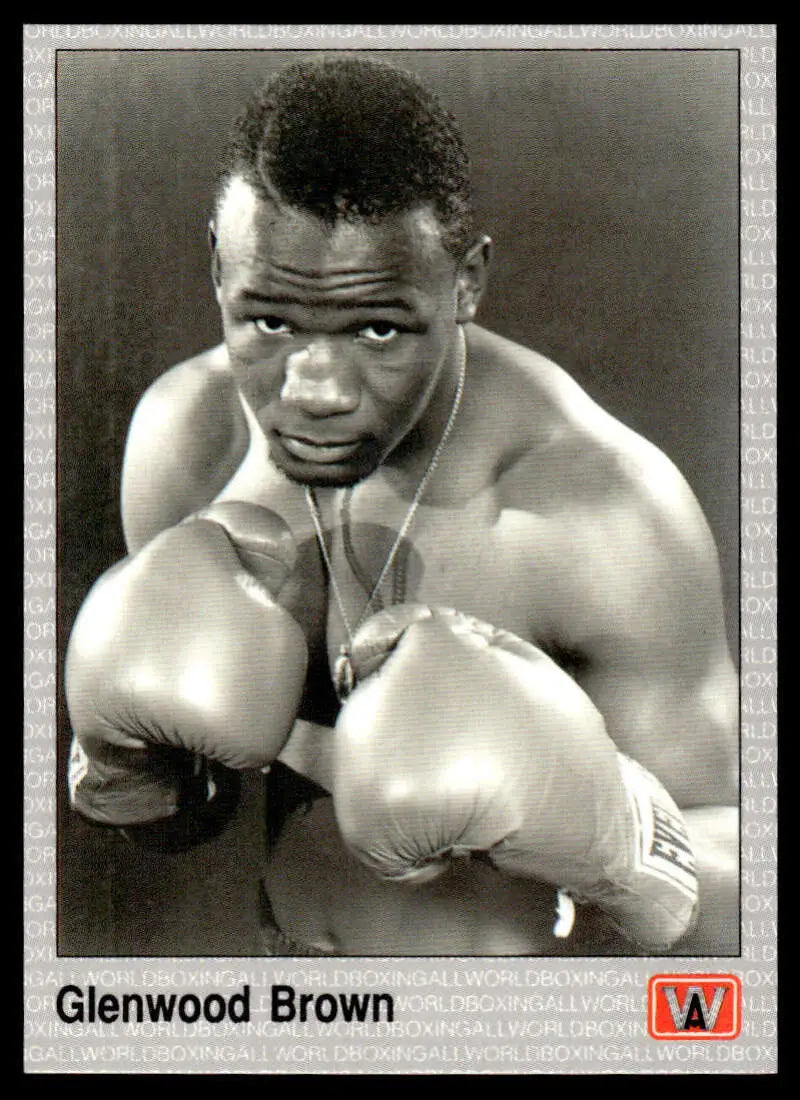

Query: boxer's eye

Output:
[254, 316, 292, 336]
[359, 322, 399, 345]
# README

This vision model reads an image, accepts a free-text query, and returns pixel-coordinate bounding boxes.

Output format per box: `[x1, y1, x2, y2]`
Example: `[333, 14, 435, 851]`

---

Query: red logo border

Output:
[648, 973, 742, 1040]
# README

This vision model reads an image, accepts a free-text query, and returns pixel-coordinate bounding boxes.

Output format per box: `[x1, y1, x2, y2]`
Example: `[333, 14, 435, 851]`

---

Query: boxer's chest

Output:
[216, 430, 606, 678]
[316, 484, 593, 674]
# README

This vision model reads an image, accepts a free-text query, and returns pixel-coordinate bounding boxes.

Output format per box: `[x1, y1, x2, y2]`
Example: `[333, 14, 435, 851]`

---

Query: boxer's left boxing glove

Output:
[332, 605, 698, 950]
[65, 501, 309, 846]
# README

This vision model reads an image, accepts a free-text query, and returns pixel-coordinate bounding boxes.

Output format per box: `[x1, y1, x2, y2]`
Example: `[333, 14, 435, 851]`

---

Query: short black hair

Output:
[217, 57, 475, 258]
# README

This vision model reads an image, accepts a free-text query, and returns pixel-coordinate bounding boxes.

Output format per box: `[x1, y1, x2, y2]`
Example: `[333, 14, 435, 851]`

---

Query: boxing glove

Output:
[332, 605, 699, 950]
[65, 501, 309, 841]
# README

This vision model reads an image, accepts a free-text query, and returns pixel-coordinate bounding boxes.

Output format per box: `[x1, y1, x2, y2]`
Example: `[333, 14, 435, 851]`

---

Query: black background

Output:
[57, 49, 740, 955]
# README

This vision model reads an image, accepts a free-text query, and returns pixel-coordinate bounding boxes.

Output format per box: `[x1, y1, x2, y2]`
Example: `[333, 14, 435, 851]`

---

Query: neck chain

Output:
[305, 330, 467, 701]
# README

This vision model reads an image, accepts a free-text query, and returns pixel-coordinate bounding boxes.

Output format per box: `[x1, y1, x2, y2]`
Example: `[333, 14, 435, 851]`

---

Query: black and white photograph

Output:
[23, 24, 776, 1075]
[56, 46, 740, 959]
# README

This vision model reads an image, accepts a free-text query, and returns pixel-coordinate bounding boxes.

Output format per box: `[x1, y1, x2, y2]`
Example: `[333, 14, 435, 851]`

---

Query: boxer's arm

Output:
[121, 346, 249, 553]
[574, 471, 739, 953]
[276, 719, 335, 794]
[70, 350, 250, 847]
[673, 806, 739, 954]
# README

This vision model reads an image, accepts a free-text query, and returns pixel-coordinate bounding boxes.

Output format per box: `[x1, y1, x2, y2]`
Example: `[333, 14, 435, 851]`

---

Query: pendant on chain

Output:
[334, 647, 356, 702]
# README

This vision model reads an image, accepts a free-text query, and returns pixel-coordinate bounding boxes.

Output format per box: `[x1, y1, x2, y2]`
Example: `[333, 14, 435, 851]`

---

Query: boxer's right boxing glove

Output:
[333, 605, 698, 951]
[65, 501, 309, 844]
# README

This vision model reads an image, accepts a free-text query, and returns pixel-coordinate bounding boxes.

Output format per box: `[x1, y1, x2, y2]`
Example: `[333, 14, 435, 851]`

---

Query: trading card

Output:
[23, 24, 776, 1074]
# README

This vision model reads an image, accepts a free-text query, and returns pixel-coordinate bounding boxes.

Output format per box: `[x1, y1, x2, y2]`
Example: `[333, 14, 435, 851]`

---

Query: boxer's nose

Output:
[280, 340, 360, 417]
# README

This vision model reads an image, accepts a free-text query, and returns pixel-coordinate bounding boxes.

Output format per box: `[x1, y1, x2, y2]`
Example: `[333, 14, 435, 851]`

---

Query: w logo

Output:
[648, 975, 742, 1039]
[663, 986, 728, 1030]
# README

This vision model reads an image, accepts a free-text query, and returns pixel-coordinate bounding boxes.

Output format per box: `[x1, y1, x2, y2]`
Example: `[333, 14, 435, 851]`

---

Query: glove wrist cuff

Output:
[568, 752, 699, 950]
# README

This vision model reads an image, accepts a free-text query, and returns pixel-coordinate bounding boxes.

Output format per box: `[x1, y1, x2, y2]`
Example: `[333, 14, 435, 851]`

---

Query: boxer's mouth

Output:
[277, 432, 363, 464]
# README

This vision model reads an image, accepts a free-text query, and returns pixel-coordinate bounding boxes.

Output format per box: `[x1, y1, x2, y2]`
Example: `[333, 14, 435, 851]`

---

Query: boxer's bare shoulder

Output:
[121, 344, 249, 552]
[477, 328, 707, 530]
[480, 326, 726, 622]
[475, 328, 738, 806]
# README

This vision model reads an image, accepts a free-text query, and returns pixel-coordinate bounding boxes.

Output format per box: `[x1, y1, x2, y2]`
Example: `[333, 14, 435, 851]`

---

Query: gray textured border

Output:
[24, 24, 777, 1074]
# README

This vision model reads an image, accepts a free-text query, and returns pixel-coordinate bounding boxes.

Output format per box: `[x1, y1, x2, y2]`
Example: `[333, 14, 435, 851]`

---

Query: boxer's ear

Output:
[208, 220, 223, 302]
[455, 236, 492, 323]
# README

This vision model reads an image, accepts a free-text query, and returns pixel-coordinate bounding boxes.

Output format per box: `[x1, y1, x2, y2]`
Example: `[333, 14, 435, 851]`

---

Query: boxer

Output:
[67, 57, 738, 955]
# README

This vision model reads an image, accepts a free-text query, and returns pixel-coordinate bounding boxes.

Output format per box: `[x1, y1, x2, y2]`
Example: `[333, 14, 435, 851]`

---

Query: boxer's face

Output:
[212, 177, 482, 487]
